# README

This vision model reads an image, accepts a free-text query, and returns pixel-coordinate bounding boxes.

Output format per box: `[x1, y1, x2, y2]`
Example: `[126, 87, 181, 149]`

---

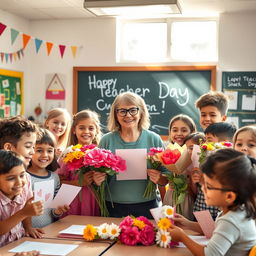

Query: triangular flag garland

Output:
[0, 48, 24, 63]
[0, 22, 81, 61]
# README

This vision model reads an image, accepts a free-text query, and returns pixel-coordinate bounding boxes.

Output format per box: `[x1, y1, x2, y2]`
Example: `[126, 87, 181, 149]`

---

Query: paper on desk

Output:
[34, 180, 54, 208]
[176, 235, 209, 248]
[9, 241, 78, 256]
[49, 184, 81, 208]
[115, 148, 147, 180]
[193, 210, 215, 238]
[59, 225, 86, 235]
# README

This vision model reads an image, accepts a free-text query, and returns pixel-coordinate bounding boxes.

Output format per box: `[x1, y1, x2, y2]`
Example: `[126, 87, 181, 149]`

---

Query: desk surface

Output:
[0, 215, 194, 256]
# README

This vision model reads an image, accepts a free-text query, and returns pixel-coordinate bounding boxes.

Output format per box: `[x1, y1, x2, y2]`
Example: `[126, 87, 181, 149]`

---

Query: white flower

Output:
[98, 223, 109, 239]
[61, 146, 73, 157]
[107, 223, 120, 240]
[162, 205, 174, 218]
[156, 230, 171, 248]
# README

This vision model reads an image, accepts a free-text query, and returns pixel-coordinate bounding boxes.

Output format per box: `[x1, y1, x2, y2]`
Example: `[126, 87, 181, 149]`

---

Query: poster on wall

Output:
[45, 73, 66, 116]
[222, 71, 256, 128]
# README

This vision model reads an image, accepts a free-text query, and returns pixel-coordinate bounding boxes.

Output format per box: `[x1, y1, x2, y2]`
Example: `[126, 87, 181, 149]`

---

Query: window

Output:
[118, 19, 218, 63]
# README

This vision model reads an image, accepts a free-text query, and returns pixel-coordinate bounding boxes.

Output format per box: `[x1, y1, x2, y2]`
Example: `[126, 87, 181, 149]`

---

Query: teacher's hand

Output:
[147, 169, 161, 184]
[93, 171, 106, 186]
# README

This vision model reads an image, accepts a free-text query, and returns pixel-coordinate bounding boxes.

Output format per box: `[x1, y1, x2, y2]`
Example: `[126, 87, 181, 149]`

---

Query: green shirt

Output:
[99, 129, 166, 204]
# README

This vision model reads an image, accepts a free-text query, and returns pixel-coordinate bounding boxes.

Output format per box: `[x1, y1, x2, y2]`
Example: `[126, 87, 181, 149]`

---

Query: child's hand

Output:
[82, 171, 94, 186]
[168, 225, 186, 242]
[93, 171, 106, 186]
[25, 227, 45, 239]
[147, 169, 161, 184]
[13, 251, 40, 256]
[54, 205, 70, 216]
[22, 198, 44, 217]
[172, 213, 190, 229]
[191, 168, 202, 184]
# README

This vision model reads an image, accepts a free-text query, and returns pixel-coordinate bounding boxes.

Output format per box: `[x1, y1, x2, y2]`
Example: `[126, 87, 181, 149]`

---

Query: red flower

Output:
[161, 149, 181, 165]
[139, 225, 155, 246]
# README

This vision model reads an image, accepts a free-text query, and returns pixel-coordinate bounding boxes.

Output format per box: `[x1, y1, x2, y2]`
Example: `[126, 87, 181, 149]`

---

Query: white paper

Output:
[115, 148, 147, 180]
[16, 82, 21, 95]
[224, 90, 238, 110]
[150, 207, 164, 223]
[59, 225, 87, 235]
[49, 184, 81, 208]
[34, 180, 54, 208]
[2, 79, 9, 88]
[242, 94, 256, 111]
[16, 103, 21, 115]
[177, 236, 209, 248]
[226, 116, 239, 129]
[9, 241, 78, 256]
[191, 144, 200, 168]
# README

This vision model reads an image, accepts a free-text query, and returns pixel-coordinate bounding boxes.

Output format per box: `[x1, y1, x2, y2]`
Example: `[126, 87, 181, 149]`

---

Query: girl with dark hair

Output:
[168, 148, 256, 256]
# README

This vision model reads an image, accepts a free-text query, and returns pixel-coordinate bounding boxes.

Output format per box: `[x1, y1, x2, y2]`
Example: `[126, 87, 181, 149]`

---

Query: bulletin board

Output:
[0, 69, 23, 118]
[222, 71, 256, 128]
[74, 66, 216, 135]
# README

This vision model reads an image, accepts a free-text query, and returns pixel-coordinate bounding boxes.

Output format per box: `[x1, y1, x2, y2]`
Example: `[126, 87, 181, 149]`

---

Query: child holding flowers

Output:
[57, 109, 102, 216]
[168, 149, 256, 256]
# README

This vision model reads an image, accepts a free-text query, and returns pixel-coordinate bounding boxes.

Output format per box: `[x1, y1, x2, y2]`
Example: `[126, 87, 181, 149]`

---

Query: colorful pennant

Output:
[11, 28, 19, 44]
[35, 38, 43, 53]
[59, 45, 66, 58]
[0, 23, 7, 36]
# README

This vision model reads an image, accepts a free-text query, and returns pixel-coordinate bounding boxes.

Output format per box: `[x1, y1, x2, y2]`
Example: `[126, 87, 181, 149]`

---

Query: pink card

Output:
[34, 180, 54, 208]
[115, 148, 147, 180]
[193, 210, 215, 238]
[191, 144, 201, 168]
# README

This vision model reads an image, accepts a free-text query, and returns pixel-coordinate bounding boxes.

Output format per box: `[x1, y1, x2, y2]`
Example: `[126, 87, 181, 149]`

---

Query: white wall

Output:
[1, 9, 256, 118]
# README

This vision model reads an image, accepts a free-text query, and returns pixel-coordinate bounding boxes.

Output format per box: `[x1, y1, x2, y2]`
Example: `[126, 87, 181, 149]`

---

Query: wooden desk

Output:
[0, 237, 110, 256]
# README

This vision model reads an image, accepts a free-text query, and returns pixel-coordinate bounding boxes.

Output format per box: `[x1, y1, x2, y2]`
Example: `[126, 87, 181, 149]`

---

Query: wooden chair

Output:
[249, 245, 256, 256]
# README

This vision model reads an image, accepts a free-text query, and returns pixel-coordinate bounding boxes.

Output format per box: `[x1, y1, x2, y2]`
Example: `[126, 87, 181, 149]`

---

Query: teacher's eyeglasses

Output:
[116, 107, 139, 117]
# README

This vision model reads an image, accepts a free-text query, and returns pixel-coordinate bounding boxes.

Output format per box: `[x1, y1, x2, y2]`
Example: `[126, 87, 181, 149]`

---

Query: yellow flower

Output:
[63, 151, 85, 163]
[206, 143, 214, 151]
[83, 224, 97, 241]
[157, 217, 172, 230]
[133, 219, 146, 230]
[72, 144, 82, 150]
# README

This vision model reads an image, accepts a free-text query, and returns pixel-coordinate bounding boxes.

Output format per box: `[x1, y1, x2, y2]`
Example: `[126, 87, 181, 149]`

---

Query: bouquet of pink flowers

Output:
[119, 216, 155, 246]
[144, 147, 164, 199]
[63, 144, 126, 217]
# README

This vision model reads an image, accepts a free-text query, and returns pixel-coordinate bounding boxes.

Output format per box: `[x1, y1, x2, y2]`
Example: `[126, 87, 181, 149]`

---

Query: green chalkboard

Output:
[222, 71, 256, 128]
[0, 69, 23, 118]
[73, 66, 216, 136]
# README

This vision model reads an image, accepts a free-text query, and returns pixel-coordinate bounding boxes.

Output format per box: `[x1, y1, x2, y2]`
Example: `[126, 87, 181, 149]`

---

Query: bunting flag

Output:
[46, 42, 53, 56]
[11, 28, 19, 44]
[22, 34, 31, 49]
[35, 38, 43, 53]
[0, 22, 81, 59]
[59, 45, 66, 58]
[71, 46, 77, 58]
[0, 23, 7, 36]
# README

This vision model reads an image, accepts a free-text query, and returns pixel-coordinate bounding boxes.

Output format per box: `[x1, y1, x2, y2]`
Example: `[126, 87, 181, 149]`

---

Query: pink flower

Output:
[81, 144, 97, 152]
[119, 226, 140, 246]
[83, 149, 106, 168]
[223, 142, 232, 147]
[136, 216, 154, 228]
[148, 147, 164, 156]
[66, 158, 84, 170]
[139, 225, 155, 246]
[161, 149, 181, 165]
[119, 216, 133, 229]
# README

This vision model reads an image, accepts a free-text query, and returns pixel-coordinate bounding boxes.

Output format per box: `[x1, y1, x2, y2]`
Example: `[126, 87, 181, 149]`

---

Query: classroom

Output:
[0, 0, 256, 255]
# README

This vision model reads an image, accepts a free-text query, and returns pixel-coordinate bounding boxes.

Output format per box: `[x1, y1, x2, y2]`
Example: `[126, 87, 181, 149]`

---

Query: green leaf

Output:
[176, 192, 185, 205]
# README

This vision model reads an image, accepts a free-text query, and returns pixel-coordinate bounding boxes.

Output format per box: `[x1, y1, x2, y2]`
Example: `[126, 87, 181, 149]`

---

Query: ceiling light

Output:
[84, 0, 182, 17]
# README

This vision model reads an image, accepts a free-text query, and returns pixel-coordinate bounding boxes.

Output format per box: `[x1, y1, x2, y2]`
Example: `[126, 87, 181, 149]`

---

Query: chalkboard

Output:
[222, 71, 256, 128]
[73, 66, 216, 136]
[0, 69, 23, 118]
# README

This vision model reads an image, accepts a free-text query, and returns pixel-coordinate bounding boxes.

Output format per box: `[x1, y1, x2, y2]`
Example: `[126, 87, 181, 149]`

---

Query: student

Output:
[0, 150, 43, 247]
[163, 115, 196, 219]
[233, 125, 256, 158]
[57, 109, 102, 216]
[204, 122, 237, 143]
[195, 91, 229, 130]
[27, 128, 69, 228]
[168, 149, 256, 256]
[44, 108, 71, 157]
[168, 114, 196, 146]
[93, 92, 168, 219]
[0, 116, 44, 238]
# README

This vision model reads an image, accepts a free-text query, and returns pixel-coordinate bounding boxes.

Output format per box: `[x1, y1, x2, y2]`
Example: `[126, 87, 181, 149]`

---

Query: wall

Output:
[1, 9, 256, 118]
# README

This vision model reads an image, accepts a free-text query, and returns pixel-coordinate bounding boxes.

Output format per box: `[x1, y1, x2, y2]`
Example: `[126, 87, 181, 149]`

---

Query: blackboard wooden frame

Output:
[73, 66, 216, 137]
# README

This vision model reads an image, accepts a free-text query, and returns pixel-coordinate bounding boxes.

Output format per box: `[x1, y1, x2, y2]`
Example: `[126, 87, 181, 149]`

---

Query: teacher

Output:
[93, 92, 168, 218]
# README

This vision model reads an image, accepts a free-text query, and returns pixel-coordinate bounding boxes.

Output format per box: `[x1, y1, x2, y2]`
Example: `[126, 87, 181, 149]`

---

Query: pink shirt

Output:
[0, 173, 33, 247]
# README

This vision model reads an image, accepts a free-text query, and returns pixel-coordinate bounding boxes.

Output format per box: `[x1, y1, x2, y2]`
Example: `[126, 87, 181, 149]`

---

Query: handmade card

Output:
[193, 210, 215, 238]
[49, 184, 81, 209]
[115, 148, 147, 180]
[191, 144, 201, 168]
[34, 180, 54, 208]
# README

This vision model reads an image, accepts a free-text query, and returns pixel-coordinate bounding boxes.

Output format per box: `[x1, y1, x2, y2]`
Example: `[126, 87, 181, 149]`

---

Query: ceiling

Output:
[0, 0, 256, 20]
